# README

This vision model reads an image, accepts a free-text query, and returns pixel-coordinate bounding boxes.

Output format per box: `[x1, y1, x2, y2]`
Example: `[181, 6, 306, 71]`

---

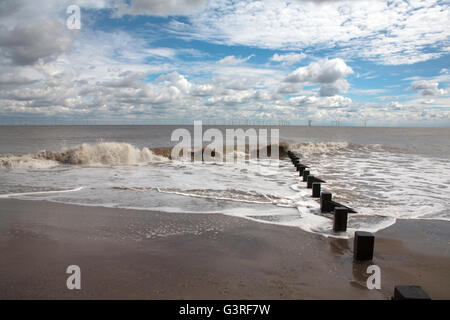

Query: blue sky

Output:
[0, 0, 449, 126]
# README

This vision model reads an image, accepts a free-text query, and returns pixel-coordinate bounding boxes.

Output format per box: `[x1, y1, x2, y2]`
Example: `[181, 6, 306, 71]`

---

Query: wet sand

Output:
[0, 198, 449, 299]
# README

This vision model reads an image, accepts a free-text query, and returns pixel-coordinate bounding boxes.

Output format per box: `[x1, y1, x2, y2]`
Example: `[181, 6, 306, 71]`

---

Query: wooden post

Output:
[298, 165, 306, 176]
[353, 231, 374, 261]
[307, 175, 315, 188]
[320, 192, 332, 213]
[393, 286, 431, 300]
[333, 207, 348, 232]
[302, 170, 310, 182]
[312, 182, 321, 197]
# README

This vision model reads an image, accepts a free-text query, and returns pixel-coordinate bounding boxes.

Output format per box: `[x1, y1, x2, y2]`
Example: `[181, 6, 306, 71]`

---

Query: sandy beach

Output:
[0, 198, 449, 299]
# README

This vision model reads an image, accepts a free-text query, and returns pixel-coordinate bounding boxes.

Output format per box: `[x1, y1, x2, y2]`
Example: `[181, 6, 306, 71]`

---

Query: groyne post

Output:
[307, 175, 315, 188]
[312, 182, 321, 198]
[320, 192, 332, 213]
[333, 207, 348, 232]
[353, 231, 374, 261]
[392, 286, 431, 300]
[302, 170, 310, 182]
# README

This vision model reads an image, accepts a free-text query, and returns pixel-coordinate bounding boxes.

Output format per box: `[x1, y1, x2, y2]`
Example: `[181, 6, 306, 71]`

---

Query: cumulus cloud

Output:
[99, 71, 145, 88]
[0, 20, 72, 66]
[204, 89, 273, 107]
[288, 95, 353, 109]
[319, 79, 350, 97]
[285, 58, 353, 84]
[191, 84, 215, 96]
[270, 53, 306, 66]
[277, 83, 304, 94]
[0, 0, 448, 126]
[411, 80, 447, 96]
[155, 72, 192, 93]
[283, 58, 353, 96]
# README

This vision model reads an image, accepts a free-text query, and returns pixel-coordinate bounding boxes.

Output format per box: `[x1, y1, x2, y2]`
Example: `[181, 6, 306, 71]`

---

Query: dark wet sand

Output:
[0, 198, 449, 299]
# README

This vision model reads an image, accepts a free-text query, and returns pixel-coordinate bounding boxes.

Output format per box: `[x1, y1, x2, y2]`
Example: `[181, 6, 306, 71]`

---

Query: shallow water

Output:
[0, 125, 449, 238]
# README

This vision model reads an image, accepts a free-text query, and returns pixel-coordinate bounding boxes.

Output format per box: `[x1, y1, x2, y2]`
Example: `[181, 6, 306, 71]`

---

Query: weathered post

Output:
[320, 192, 332, 213]
[302, 170, 310, 182]
[312, 182, 321, 197]
[297, 165, 306, 176]
[393, 286, 431, 300]
[353, 231, 374, 261]
[333, 207, 348, 232]
[307, 175, 315, 188]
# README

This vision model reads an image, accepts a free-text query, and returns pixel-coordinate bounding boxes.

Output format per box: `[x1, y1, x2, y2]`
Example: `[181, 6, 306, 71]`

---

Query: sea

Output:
[0, 125, 449, 238]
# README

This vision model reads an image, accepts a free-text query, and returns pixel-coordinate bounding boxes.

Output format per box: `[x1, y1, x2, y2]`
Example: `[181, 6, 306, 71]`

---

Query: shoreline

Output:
[1, 198, 449, 299]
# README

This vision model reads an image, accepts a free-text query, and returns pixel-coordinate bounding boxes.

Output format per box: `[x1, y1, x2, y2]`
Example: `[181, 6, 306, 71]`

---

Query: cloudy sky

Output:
[0, 0, 449, 126]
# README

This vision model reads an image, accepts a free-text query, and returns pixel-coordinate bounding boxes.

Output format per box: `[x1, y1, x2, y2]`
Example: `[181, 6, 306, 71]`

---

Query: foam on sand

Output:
[0, 186, 85, 198]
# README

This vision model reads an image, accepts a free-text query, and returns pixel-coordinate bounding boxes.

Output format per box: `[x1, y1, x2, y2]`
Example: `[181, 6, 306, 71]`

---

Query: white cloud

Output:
[144, 48, 178, 59]
[179, 0, 450, 65]
[387, 101, 403, 110]
[156, 71, 192, 93]
[319, 79, 350, 97]
[289, 95, 353, 109]
[191, 84, 215, 96]
[411, 80, 447, 96]
[217, 55, 254, 65]
[270, 53, 306, 65]
[0, 0, 448, 126]
[283, 58, 353, 96]
[277, 83, 304, 94]
[285, 58, 353, 84]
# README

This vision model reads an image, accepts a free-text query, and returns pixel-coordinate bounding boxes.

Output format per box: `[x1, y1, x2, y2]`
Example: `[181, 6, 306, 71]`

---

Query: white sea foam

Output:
[288, 141, 351, 156]
[0, 155, 59, 169]
[115, 185, 285, 204]
[0, 187, 84, 198]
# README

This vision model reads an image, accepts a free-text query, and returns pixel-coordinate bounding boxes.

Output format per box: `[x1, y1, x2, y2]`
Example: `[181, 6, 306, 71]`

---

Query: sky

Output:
[0, 0, 449, 126]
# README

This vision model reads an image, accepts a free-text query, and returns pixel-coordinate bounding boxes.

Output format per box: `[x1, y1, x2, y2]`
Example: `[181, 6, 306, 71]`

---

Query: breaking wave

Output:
[0, 142, 169, 169]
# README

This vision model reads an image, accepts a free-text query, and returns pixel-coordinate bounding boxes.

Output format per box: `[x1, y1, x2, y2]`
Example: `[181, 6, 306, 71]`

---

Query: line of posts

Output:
[286, 150, 430, 300]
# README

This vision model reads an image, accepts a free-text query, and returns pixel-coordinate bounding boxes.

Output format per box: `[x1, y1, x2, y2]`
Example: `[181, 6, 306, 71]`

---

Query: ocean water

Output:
[0, 125, 449, 238]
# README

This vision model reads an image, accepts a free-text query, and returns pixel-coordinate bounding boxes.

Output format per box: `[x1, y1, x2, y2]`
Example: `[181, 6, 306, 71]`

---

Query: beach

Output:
[1, 198, 449, 299]
[1, 125, 449, 300]
[1, 0, 450, 306]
